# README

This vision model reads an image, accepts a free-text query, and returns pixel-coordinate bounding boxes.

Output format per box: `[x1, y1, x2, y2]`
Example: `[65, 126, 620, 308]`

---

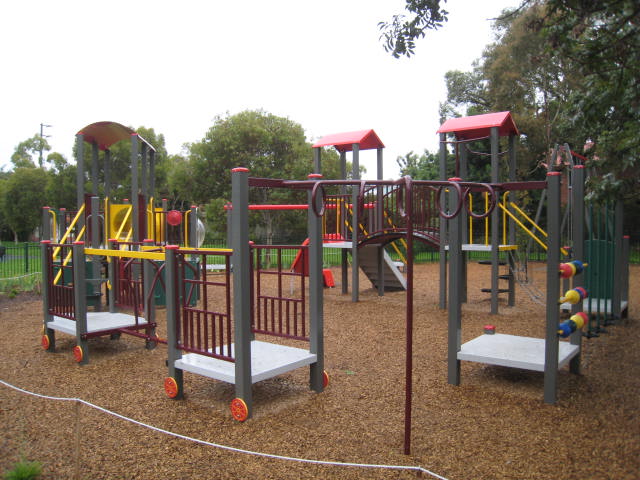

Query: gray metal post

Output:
[190, 205, 198, 248]
[459, 143, 467, 303]
[149, 150, 156, 200]
[108, 239, 117, 313]
[621, 236, 630, 308]
[313, 147, 321, 174]
[73, 241, 89, 365]
[447, 178, 463, 385]
[41, 240, 55, 351]
[439, 133, 448, 309]
[90, 196, 100, 249]
[91, 143, 99, 196]
[131, 134, 139, 243]
[90, 196, 102, 311]
[351, 144, 360, 302]
[308, 174, 325, 392]
[612, 201, 624, 320]
[141, 143, 148, 204]
[490, 127, 500, 314]
[544, 172, 561, 403]
[76, 134, 85, 231]
[569, 165, 585, 373]
[104, 150, 111, 202]
[163, 198, 169, 245]
[165, 245, 183, 398]
[42, 207, 51, 241]
[376, 147, 385, 296]
[143, 239, 156, 333]
[507, 135, 517, 306]
[231, 167, 253, 417]
[340, 151, 348, 295]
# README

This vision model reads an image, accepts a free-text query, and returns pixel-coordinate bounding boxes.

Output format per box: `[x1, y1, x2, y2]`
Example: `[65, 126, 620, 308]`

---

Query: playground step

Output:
[480, 288, 510, 294]
[478, 260, 506, 266]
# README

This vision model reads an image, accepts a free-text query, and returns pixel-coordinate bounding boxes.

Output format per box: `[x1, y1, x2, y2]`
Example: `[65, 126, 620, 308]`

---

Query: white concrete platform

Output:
[174, 340, 317, 384]
[48, 312, 147, 336]
[445, 243, 518, 252]
[560, 298, 628, 315]
[322, 241, 353, 249]
[457, 333, 580, 372]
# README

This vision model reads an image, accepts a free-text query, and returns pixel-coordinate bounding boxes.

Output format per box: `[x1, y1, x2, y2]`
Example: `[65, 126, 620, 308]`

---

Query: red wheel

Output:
[41, 335, 50, 350]
[323, 370, 330, 388]
[230, 398, 249, 422]
[164, 377, 179, 398]
[72, 345, 83, 363]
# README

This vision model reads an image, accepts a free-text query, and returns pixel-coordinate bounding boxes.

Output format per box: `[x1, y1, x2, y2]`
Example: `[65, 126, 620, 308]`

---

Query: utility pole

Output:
[39, 123, 52, 167]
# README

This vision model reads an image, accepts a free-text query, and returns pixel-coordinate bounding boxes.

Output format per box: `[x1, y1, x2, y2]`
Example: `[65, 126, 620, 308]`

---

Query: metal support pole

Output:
[612, 200, 624, 320]
[313, 147, 321, 174]
[340, 151, 348, 295]
[308, 174, 325, 392]
[376, 147, 385, 296]
[351, 144, 360, 303]
[447, 178, 463, 386]
[42, 207, 51, 241]
[41, 240, 55, 351]
[544, 172, 561, 403]
[190, 205, 198, 248]
[569, 166, 585, 373]
[165, 245, 183, 398]
[131, 134, 140, 243]
[76, 134, 85, 232]
[439, 133, 448, 309]
[231, 167, 253, 417]
[73, 241, 89, 365]
[91, 143, 99, 197]
[490, 127, 500, 314]
[507, 135, 517, 306]
[108, 239, 117, 313]
[143, 239, 156, 336]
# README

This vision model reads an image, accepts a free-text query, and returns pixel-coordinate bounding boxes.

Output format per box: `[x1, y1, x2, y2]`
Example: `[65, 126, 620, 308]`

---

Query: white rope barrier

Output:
[0, 379, 450, 480]
[0, 271, 41, 281]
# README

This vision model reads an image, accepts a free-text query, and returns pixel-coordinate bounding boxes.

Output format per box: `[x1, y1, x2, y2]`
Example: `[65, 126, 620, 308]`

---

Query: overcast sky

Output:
[0, 0, 519, 179]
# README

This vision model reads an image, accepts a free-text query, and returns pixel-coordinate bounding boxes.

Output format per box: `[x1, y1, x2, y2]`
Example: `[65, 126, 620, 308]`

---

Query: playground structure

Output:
[40, 123, 327, 421]
[38, 114, 632, 455]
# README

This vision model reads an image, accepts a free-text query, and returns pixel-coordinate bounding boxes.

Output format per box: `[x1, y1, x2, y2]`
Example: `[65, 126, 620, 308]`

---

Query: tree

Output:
[183, 110, 342, 244]
[1, 167, 48, 241]
[384, 0, 640, 201]
[379, 0, 448, 58]
[11, 135, 50, 169]
[45, 152, 77, 209]
[397, 150, 442, 179]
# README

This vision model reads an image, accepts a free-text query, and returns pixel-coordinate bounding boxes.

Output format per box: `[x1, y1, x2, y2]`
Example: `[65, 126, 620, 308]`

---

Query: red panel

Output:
[313, 129, 385, 152]
[437, 111, 519, 140]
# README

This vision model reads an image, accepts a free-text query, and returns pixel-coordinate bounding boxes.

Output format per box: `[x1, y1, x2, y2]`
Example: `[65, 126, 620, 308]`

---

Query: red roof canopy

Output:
[312, 129, 384, 152]
[437, 111, 519, 140]
[77, 121, 153, 151]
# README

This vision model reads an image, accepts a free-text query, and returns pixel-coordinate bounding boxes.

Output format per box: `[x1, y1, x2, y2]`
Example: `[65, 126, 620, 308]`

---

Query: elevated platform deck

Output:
[457, 333, 580, 372]
[174, 340, 317, 384]
[49, 312, 147, 336]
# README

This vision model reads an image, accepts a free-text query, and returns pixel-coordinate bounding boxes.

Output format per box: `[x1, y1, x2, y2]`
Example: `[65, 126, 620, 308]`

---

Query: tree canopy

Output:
[384, 0, 640, 202]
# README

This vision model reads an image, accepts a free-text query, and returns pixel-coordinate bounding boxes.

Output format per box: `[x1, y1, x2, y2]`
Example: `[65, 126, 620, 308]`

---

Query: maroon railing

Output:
[252, 245, 308, 342]
[176, 249, 234, 361]
[46, 243, 75, 320]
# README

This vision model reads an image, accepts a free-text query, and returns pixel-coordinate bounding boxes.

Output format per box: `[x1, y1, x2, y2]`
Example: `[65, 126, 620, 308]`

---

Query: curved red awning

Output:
[313, 129, 384, 152]
[437, 111, 519, 140]
[77, 121, 149, 151]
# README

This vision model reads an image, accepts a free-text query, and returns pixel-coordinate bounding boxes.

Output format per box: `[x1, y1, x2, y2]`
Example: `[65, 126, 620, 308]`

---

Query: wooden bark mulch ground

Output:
[1, 263, 638, 479]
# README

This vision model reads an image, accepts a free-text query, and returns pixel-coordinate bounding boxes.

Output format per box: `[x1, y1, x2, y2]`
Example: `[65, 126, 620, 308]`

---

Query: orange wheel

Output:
[323, 370, 330, 388]
[72, 345, 83, 363]
[230, 398, 249, 422]
[164, 377, 179, 398]
[41, 335, 50, 350]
